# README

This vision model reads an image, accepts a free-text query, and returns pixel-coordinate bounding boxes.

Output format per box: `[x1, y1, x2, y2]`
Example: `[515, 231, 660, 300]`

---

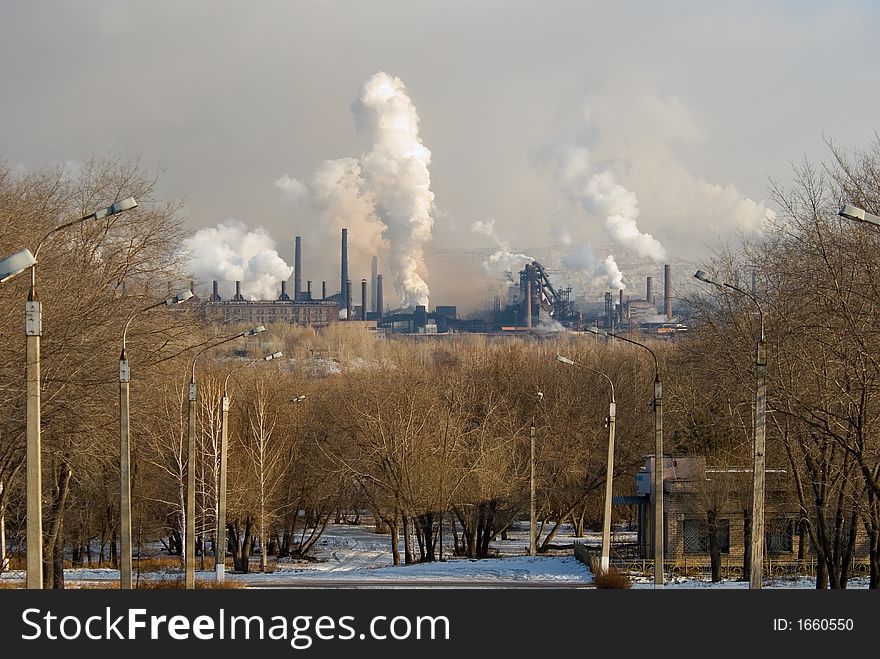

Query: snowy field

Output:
[0, 519, 872, 588]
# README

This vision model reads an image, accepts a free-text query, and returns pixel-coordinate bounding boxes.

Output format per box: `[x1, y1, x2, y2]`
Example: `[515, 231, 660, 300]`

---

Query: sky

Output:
[2, 0, 878, 307]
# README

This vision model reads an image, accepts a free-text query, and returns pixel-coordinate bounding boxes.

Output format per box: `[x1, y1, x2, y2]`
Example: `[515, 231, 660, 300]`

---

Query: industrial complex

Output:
[197, 228, 686, 337]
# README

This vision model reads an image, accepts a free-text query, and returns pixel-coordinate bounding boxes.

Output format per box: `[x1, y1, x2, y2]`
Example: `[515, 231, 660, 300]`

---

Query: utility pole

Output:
[653, 377, 664, 587]
[750, 337, 767, 589]
[601, 400, 616, 573]
[530, 422, 536, 556]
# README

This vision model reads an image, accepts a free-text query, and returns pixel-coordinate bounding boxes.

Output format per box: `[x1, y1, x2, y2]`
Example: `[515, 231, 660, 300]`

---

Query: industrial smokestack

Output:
[322, 281, 327, 300]
[619, 289, 624, 323]
[307, 280, 312, 299]
[371, 255, 378, 313]
[211, 280, 220, 301]
[234, 281, 244, 301]
[376, 274, 384, 317]
[664, 264, 672, 321]
[340, 228, 349, 309]
[280, 280, 289, 301]
[294, 235, 302, 300]
[646, 276, 653, 308]
[346, 277, 352, 320]
[526, 279, 532, 328]
[361, 279, 367, 321]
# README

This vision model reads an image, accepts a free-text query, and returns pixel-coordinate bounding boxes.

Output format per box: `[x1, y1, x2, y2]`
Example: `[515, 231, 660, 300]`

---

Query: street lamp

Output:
[530, 390, 544, 557]
[694, 269, 767, 589]
[838, 203, 880, 227]
[0, 197, 138, 589]
[587, 325, 665, 588]
[186, 325, 266, 589]
[118, 289, 194, 589]
[555, 354, 616, 573]
[215, 350, 283, 583]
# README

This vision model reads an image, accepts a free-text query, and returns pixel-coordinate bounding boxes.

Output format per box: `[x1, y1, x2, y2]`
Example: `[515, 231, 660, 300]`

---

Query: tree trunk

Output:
[741, 507, 751, 581]
[43, 461, 72, 589]
[707, 510, 722, 583]
[402, 514, 413, 565]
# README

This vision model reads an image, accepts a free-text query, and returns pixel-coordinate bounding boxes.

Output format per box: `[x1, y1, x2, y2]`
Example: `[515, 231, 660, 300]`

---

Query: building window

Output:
[766, 519, 794, 553]
[683, 518, 730, 554]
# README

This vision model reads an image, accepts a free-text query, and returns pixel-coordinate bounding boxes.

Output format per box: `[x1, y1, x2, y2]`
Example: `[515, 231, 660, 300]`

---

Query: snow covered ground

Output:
[0, 519, 871, 588]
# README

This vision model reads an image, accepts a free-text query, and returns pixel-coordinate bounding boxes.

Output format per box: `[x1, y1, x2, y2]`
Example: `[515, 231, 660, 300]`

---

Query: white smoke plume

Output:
[471, 219, 534, 278]
[561, 244, 625, 290]
[552, 144, 666, 261]
[276, 72, 435, 309]
[183, 220, 293, 300]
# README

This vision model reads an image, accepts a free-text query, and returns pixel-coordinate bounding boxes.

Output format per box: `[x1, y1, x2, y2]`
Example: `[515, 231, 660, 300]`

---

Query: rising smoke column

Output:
[550, 139, 666, 262]
[276, 72, 435, 309]
[183, 220, 293, 300]
[471, 219, 534, 276]
[561, 244, 625, 290]
[355, 72, 434, 308]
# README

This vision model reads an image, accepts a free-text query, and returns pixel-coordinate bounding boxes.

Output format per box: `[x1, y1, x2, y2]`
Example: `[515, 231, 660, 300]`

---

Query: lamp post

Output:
[118, 289, 194, 589]
[1, 197, 138, 589]
[186, 325, 266, 589]
[694, 269, 766, 589]
[587, 325, 664, 588]
[215, 350, 283, 583]
[529, 390, 544, 557]
[555, 354, 616, 573]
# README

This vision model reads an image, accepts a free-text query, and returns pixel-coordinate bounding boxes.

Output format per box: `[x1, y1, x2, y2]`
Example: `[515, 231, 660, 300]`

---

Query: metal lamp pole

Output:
[186, 325, 266, 589]
[1, 197, 138, 589]
[587, 326, 664, 587]
[695, 270, 767, 589]
[118, 289, 193, 589]
[216, 351, 283, 583]
[556, 355, 616, 572]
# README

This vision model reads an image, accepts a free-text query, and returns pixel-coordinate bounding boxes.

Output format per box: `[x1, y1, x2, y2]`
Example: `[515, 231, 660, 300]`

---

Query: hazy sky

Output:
[2, 0, 878, 300]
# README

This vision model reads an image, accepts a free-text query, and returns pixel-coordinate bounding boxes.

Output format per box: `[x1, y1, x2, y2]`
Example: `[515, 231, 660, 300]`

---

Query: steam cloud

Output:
[276, 72, 435, 309]
[183, 220, 293, 300]
[471, 219, 534, 277]
[561, 244, 625, 290]
[551, 143, 666, 262]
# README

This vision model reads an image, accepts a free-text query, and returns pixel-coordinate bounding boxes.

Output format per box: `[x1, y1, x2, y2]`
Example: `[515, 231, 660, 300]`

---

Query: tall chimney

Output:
[371, 256, 378, 313]
[294, 235, 302, 300]
[526, 279, 532, 328]
[234, 281, 244, 301]
[664, 264, 672, 320]
[280, 280, 288, 300]
[211, 280, 220, 301]
[340, 228, 348, 308]
[322, 281, 327, 300]
[619, 288, 624, 323]
[345, 278, 352, 320]
[361, 279, 367, 321]
[376, 274, 384, 317]
[646, 276, 653, 308]
[307, 280, 312, 299]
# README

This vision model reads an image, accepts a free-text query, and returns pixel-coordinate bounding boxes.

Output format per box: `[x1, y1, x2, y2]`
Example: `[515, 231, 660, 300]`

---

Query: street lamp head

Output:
[693, 269, 721, 287]
[166, 289, 195, 306]
[246, 325, 266, 337]
[555, 354, 576, 366]
[585, 325, 606, 336]
[93, 197, 138, 221]
[0, 248, 37, 283]
[264, 351, 283, 361]
[839, 203, 880, 227]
